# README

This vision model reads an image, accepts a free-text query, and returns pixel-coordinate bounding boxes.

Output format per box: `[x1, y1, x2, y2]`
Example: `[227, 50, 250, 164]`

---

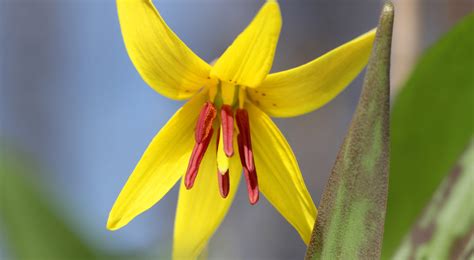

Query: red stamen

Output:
[185, 102, 217, 189]
[195, 102, 217, 144]
[243, 167, 259, 205]
[238, 132, 259, 205]
[236, 109, 255, 172]
[220, 105, 234, 157]
[217, 170, 230, 198]
[185, 128, 213, 189]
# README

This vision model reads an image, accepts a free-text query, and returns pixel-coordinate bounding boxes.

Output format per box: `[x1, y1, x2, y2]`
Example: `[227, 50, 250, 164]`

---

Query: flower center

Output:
[184, 81, 259, 205]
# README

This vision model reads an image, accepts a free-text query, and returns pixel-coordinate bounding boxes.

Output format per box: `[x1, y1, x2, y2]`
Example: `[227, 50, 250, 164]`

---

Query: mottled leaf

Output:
[393, 139, 474, 259]
[305, 2, 393, 259]
[383, 13, 474, 258]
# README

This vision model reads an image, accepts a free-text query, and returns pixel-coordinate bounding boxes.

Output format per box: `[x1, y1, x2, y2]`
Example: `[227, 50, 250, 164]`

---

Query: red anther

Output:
[195, 102, 217, 144]
[220, 105, 234, 157]
[217, 170, 230, 198]
[236, 109, 255, 172]
[243, 168, 259, 205]
[185, 128, 214, 189]
[238, 134, 259, 205]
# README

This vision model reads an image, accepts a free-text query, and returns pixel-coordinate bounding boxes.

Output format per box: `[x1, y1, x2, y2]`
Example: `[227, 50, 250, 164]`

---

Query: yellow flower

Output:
[108, 0, 375, 258]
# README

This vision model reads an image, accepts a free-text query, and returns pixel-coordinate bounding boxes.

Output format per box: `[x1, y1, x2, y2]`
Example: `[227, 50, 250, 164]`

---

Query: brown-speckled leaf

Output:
[393, 139, 474, 260]
[382, 14, 474, 258]
[305, 2, 393, 259]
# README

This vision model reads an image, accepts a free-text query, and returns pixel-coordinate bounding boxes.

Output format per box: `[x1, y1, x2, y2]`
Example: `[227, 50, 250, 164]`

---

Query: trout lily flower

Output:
[108, 0, 375, 258]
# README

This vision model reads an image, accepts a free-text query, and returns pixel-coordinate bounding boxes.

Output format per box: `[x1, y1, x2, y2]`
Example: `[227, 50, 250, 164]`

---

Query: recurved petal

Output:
[247, 102, 317, 244]
[117, 0, 211, 100]
[210, 0, 282, 88]
[107, 91, 208, 231]
[173, 140, 242, 259]
[250, 29, 376, 117]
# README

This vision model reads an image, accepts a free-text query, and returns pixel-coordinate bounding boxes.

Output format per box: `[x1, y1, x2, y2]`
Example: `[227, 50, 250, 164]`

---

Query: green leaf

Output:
[0, 146, 100, 260]
[382, 13, 474, 258]
[305, 2, 393, 259]
[393, 139, 474, 259]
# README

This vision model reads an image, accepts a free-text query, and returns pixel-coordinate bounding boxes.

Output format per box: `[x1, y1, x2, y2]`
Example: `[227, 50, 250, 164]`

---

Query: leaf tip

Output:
[382, 1, 394, 16]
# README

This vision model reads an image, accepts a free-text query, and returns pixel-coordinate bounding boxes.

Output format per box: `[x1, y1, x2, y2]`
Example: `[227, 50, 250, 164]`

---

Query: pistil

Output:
[216, 127, 231, 198]
[217, 127, 230, 174]
[185, 87, 258, 204]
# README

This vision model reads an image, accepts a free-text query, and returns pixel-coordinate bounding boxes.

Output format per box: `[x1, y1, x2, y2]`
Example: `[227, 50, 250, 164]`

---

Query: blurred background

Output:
[0, 0, 472, 259]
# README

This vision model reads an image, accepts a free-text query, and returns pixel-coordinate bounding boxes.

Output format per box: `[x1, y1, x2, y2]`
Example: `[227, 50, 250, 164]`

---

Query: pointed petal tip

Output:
[264, 0, 280, 7]
[210, 0, 282, 87]
[106, 216, 123, 231]
[254, 27, 377, 117]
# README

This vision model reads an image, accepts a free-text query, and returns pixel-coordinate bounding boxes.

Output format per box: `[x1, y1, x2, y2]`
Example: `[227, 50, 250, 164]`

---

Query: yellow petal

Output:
[210, 0, 282, 87]
[173, 138, 242, 259]
[250, 29, 376, 117]
[247, 102, 317, 244]
[117, 0, 211, 100]
[107, 91, 208, 230]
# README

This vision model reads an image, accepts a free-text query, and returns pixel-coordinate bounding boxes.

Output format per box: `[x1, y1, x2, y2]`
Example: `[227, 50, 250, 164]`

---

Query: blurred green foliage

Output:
[383, 13, 474, 258]
[305, 3, 393, 259]
[0, 147, 100, 259]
